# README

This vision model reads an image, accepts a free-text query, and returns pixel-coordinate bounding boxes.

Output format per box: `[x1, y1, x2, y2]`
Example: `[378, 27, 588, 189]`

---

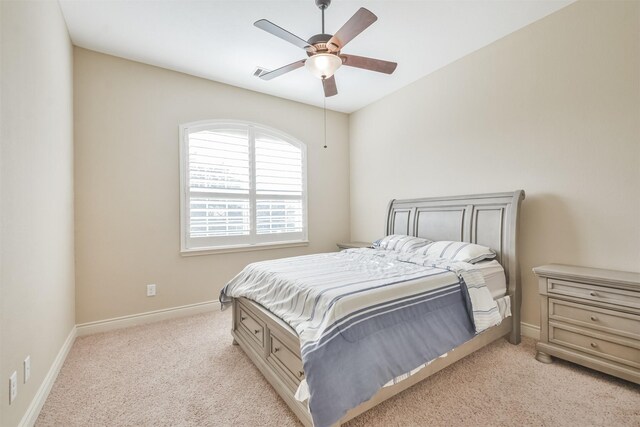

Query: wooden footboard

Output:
[232, 296, 512, 427]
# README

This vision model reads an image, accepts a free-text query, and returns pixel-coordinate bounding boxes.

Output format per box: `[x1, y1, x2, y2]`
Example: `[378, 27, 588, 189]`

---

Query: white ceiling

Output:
[59, 0, 573, 113]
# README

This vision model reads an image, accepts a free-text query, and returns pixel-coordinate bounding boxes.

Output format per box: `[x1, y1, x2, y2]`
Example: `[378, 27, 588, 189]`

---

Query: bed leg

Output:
[507, 320, 521, 345]
[507, 307, 521, 345]
[232, 338, 239, 346]
[507, 331, 520, 345]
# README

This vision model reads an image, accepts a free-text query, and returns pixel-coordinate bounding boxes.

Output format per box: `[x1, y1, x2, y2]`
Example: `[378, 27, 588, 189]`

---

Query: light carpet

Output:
[37, 309, 639, 426]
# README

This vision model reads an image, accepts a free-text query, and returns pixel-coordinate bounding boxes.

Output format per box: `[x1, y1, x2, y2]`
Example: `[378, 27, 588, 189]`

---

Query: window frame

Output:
[179, 120, 308, 255]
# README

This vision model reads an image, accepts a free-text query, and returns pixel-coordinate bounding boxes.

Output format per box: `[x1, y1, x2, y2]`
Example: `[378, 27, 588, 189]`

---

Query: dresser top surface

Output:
[533, 264, 640, 288]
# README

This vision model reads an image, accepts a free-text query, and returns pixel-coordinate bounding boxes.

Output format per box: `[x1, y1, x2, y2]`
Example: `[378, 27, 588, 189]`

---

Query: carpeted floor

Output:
[37, 309, 639, 427]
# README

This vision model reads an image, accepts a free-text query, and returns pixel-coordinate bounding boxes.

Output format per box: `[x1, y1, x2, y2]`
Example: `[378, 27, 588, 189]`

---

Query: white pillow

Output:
[372, 235, 432, 253]
[412, 241, 496, 263]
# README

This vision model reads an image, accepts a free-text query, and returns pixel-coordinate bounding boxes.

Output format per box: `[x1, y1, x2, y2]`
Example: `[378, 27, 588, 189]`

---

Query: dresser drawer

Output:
[548, 278, 640, 310]
[549, 299, 640, 340]
[268, 334, 304, 385]
[549, 323, 640, 369]
[238, 304, 265, 348]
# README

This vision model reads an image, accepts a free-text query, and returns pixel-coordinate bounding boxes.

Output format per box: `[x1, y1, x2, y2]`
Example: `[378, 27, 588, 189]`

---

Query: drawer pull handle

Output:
[590, 342, 598, 348]
[590, 315, 598, 321]
[254, 329, 260, 334]
[589, 291, 598, 297]
[274, 347, 280, 353]
[241, 316, 247, 321]
[298, 371, 305, 378]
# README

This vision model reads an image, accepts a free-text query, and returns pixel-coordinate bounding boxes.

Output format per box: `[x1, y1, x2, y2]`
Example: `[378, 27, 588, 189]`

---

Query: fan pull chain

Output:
[323, 95, 327, 149]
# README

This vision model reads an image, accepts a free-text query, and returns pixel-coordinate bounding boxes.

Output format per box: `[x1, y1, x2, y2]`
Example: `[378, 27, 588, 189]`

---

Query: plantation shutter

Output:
[182, 122, 307, 251]
[254, 131, 304, 242]
[186, 126, 252, 247]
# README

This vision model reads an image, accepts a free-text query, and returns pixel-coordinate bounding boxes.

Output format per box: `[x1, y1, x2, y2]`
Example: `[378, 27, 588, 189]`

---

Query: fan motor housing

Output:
[308, 33, 331, 45]
[307, 33, 338, 55]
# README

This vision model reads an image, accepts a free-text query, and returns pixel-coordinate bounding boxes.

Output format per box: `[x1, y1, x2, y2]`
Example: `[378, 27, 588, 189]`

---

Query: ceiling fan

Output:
[254, 0, 397, 97]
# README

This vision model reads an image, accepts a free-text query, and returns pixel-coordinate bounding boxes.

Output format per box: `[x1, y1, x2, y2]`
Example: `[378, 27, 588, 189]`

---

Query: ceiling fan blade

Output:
[322, 75, 338, 97]
[327, 8, 377, 52]
[340, 54, 397, 74]
[259, 59, 307, 80]
[254, 19, 315, 52]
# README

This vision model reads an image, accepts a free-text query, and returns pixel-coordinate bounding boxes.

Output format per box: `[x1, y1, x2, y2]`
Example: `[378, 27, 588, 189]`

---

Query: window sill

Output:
[180, 240, 309, 257]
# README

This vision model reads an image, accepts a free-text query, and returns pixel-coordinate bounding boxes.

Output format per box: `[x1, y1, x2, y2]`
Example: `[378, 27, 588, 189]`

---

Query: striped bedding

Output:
[295, 293, 511, 401]
[220, 248, 502, 427]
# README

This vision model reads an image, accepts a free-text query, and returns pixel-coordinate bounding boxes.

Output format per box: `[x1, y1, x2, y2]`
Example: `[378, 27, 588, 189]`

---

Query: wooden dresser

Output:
[533, 264, 640, 384]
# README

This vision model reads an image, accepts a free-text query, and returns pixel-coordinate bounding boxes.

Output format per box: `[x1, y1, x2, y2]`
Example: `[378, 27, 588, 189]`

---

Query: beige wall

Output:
[349, 0, 640, 328]
[1, 1, 75, 425]
[74, 48, 350, 324]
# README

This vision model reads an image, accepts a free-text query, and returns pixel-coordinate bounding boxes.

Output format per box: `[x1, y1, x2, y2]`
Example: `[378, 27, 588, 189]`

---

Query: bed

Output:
[221, 190, 525, 426]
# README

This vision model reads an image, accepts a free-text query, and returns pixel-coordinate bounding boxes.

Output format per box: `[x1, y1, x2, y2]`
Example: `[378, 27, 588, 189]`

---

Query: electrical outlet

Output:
[9, 371, 17, 404]
[24, 356, 31, 383]
[146, 284, 156, 297]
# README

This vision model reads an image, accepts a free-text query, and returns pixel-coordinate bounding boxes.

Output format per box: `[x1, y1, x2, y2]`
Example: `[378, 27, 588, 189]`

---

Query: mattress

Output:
[476, 260, 507, 299]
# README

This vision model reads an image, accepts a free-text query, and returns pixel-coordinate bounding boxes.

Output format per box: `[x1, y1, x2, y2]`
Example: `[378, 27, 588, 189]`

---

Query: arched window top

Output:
[179, 120, 307, 254]
[183, 119, 306, 151]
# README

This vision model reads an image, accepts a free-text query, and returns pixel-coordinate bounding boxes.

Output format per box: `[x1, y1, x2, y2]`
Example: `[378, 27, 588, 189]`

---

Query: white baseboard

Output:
[18, 301, 218, 425]
[521, 321, 541, 340]
[76, 300, 218, 337]
[18, 326, 77, 427]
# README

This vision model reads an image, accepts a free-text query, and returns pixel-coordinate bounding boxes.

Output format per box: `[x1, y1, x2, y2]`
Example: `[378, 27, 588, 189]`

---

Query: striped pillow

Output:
[413, 241, 496, 264]
[372, 235, 432, 253]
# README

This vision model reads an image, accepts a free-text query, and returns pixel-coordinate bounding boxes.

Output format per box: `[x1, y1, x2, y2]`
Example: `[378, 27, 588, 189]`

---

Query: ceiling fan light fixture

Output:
[254, 3, 396, 98]
[305, 53, 342, 79]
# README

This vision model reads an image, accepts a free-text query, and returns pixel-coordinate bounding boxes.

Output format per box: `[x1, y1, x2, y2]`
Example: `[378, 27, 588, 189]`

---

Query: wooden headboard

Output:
[385, 190, 525, 342]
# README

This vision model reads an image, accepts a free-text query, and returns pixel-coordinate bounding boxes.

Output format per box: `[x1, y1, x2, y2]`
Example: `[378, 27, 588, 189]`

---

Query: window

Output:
[179, 120, 307, 253]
